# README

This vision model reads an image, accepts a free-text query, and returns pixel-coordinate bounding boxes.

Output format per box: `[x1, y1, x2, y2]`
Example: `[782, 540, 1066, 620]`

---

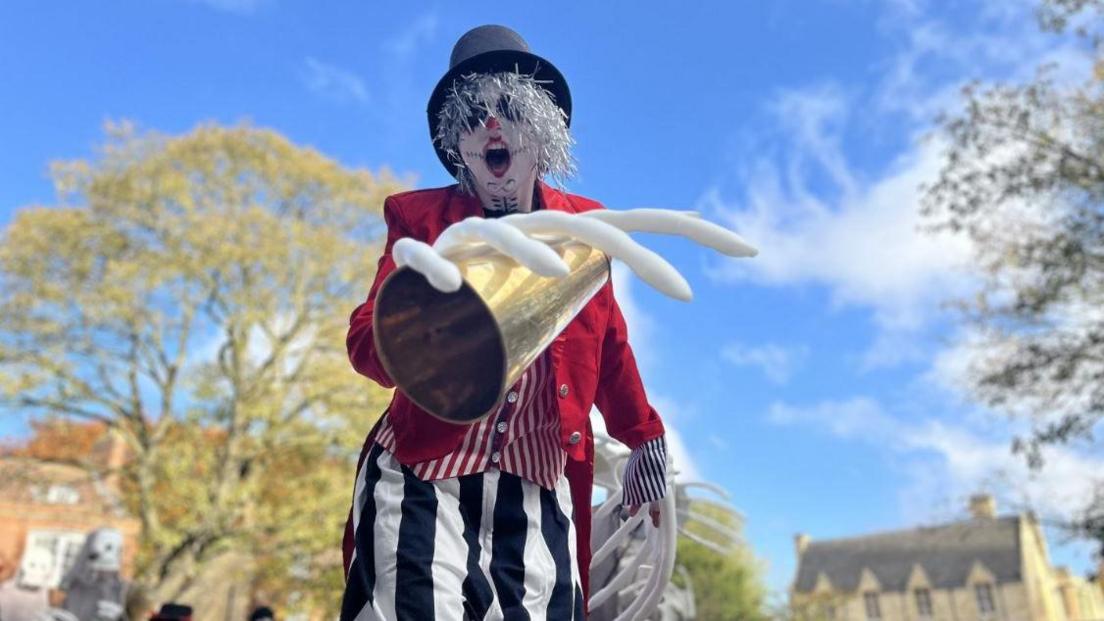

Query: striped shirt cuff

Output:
[622, 435, 668, 506]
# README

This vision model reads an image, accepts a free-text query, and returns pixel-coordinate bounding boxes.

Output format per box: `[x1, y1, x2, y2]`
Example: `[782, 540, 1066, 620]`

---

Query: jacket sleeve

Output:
[593, 288, 666, 449]
[346, 196, 410, 388]
[622, 435, 668, 505]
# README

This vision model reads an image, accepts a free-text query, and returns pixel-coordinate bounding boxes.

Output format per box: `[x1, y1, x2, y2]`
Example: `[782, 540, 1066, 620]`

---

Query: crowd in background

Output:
[0, 530, 277, 621]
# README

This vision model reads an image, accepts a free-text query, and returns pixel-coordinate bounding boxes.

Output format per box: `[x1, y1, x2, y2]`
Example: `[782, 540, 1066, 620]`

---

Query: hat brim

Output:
[427, 49, 572, 177]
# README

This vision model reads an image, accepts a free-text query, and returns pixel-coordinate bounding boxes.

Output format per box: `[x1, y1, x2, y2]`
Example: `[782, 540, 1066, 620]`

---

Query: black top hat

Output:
[151, 603, 193, 620]
[426, 25, 572, 176]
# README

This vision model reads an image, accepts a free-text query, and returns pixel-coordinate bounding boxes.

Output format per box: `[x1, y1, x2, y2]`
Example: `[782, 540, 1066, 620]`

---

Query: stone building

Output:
[790, 495, 1104, 621]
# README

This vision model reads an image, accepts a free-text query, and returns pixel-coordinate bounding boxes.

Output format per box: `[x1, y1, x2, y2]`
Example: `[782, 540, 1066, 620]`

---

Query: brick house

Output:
[0, 433, 140, 587]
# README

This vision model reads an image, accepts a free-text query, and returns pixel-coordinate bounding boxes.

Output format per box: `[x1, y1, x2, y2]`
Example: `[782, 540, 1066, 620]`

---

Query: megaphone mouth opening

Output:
[374, 267, 507, 423]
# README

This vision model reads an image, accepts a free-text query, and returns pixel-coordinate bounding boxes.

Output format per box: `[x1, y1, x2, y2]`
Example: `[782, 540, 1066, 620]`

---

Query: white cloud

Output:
[929, 299, 1104, 441]
[767, 397, 894, 441]
[703, 0, 1095, 371]
[722, 341, 808, 384]
[902, 421, 1102, 521]
[706, 123, 974, 334]
[602, 262, 700, 483]
[766, 396, 1104, 526]
[710, 0, 1103, 586]
[384, 11, 439, 60]
[860, 329, 931, 370]
[873, 21, 971, 121]
[927, 329, 993, 403]
[300, 57, 370, 106]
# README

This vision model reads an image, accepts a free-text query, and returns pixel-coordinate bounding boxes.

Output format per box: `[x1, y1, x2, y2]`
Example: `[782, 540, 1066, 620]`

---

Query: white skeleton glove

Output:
[392, 208, 756, 300]
[96, 600, 125, 620]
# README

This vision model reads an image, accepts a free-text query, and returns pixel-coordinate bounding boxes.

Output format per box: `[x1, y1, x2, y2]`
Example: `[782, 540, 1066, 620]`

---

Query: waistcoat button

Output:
[496, 421, 507, 434]
[568, 431, 582, 445]
[506, 391, 518, 404]
[559, 384, 569, 398]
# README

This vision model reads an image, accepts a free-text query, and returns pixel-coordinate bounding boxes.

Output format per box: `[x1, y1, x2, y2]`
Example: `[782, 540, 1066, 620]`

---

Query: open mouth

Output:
[484, 143, 511, 178]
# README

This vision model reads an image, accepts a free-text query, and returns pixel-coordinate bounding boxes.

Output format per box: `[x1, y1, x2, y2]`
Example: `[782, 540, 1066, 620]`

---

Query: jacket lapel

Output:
[442, 185, 483, 227]
[535, 181, 579, 354]
[440, 181, 576, 233]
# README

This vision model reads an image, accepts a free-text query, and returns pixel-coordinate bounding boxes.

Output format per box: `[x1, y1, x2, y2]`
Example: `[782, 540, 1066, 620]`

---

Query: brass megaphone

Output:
[373, 241, 610, 423]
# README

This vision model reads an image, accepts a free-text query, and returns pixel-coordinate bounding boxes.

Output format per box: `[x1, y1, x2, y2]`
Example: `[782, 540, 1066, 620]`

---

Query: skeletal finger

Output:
[503, 211, 693, 301]
[434, 217, 569, 277]
[393, 237, 462, 292]
[580, 208, 757, 257]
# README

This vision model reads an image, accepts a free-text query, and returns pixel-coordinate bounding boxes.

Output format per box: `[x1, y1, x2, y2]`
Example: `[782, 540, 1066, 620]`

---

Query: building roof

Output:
[0, 457, 127, 517]
[793, 516, 1022, 593]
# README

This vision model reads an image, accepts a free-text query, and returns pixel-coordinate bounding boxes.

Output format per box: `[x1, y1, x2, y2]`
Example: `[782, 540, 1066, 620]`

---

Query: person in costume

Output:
[341, 24, 756, 621]
[54, 528, 129, 621]
[340, 25, 671, 621]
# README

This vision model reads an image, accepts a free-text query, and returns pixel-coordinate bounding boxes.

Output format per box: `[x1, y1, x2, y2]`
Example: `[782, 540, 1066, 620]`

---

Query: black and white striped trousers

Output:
[341, 444, 587, 620]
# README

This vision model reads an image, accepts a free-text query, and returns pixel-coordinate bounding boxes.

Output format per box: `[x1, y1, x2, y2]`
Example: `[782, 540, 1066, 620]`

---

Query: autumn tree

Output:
[2, 418, 108, 465]
[674, 497, 768, 620]
[922, 0, 1104, 549]
[0, 122, 403, 616]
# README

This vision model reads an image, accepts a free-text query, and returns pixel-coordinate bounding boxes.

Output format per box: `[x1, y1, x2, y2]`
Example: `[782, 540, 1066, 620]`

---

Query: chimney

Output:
[96, 430, 130, 496]
[795, 533, 811, 558]
[969, 494, 996, 519]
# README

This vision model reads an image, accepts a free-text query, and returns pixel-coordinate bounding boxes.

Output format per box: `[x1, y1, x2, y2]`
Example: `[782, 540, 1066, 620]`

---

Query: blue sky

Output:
[2, 0, 1100, 598]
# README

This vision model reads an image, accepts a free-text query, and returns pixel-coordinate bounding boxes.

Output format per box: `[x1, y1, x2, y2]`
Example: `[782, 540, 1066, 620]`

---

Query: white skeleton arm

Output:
[393, 208, 757, 299]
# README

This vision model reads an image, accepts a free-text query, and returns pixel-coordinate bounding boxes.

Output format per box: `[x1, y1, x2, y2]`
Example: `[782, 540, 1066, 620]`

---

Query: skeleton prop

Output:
[588, 430, 746, 620]
[340, 24, 756, 620]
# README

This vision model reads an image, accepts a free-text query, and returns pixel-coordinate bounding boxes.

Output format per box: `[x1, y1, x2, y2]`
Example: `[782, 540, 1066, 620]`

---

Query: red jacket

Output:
[343, 182, 665, 600]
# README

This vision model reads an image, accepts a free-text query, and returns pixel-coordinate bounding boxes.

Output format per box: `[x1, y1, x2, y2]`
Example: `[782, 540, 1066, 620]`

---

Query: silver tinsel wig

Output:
[434, 71, 576, 194]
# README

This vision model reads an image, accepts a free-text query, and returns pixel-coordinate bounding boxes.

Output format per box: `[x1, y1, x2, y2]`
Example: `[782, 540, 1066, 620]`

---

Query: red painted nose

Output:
[485, 116, 500, 130]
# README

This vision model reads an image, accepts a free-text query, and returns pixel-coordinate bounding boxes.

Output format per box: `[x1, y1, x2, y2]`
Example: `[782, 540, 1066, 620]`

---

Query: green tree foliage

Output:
[0, 122, 404, 616]
[922, 0, 1104, 549]
[675, 498, 768, 620]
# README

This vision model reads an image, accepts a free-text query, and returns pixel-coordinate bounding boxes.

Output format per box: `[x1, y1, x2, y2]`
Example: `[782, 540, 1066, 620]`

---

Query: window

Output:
[975, 582, 996, 615]
[24, 530, 87, 588]
[914, 588, 933, 617]
[45, 484, 80, 505]
[863, 591, 882, 620]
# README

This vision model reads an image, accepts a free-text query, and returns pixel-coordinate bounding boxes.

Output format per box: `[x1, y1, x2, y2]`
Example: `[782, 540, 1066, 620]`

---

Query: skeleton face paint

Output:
[435, 72, 574, 204]
[16, 547, 54, 589]
[86, 528, 123, 572]
[459, 115, 539, 214]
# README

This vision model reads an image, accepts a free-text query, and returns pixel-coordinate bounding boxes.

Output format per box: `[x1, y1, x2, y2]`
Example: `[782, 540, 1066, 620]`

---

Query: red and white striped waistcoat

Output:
[375, 350, 566, 490]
